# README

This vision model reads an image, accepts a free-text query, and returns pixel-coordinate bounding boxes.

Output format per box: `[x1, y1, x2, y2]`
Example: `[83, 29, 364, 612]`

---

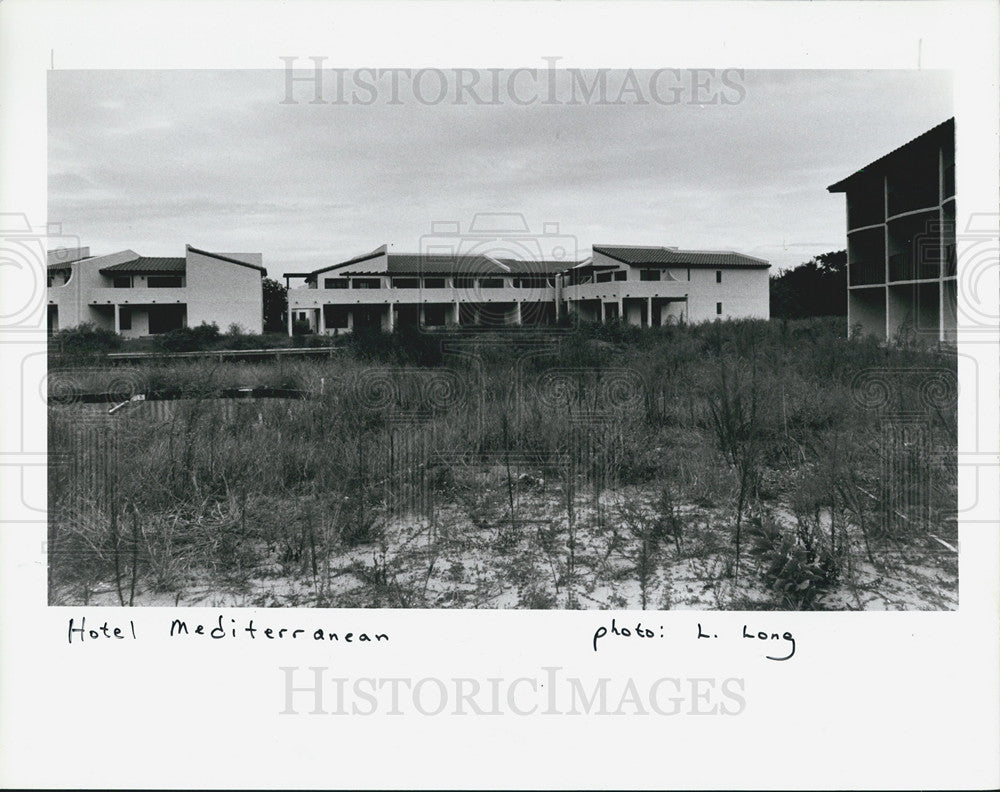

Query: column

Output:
[287, 299, 293, 336]
[600, 301, 606, 323]
[113, 303, 120, 334]
[387, 304, 395, 332]
[647, 297, 653, 327]
[514, 301, 522, 326]
[617, 297, 623, 323]
[453, 300, 460, 325]
[318, 305, 326, 335]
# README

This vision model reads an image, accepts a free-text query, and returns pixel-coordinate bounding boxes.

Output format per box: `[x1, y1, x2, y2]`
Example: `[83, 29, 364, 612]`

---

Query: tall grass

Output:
[48, 317, 957, 607]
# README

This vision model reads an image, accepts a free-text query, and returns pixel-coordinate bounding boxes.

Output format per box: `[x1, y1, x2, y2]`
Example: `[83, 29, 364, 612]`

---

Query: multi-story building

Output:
[566, 245, 770, 325]
[285, 243, 770, 333]
[47, 244, 267, 336]
[827, 117, 956, 343]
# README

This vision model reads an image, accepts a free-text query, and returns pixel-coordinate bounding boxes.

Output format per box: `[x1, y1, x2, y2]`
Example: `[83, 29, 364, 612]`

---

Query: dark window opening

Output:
[423, 277, 446, 289]
[148, 275, 182, 288]
[640, 269, 661, 281]
[113, 275, 133, 288]
[351, 278, 383, 289]
[324, 305, 349, 328]
[147, 305, 185, 334]
[614, 271, 627, 281]
[479, 278, 504, 288]
[716, 270, 722, 283]
[119, 308, 132, 331]
[596, 272, 613, 283]
[392, 278, 420, 289]
[423, 304, 448, 326]
[716, 302, 723, 316]
[324, 277, 348, 289]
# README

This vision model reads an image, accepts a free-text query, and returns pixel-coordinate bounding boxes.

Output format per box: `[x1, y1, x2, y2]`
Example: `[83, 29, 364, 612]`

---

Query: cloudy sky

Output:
[48, 69, 952, 278]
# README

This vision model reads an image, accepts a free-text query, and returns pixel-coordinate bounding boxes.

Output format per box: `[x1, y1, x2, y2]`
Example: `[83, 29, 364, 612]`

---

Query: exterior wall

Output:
[685, 266, 769, 322]
[184, 250, 264, 333]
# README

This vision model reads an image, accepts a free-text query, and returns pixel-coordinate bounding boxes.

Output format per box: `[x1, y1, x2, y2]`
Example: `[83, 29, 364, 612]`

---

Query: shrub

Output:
[154, 322, 219, 353]
[745, 512, 839, 609]
[50, 322, 122, 357]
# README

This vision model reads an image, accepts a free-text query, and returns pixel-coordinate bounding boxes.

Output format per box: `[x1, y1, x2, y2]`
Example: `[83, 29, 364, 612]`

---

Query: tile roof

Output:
[310, 248, 584, 279]
[99, 256, 186, 274]
[495, 258, 578, 275]
[55, 249, 139, 272]
[593, 245, 770, 269]
[827, 117, 954, 193]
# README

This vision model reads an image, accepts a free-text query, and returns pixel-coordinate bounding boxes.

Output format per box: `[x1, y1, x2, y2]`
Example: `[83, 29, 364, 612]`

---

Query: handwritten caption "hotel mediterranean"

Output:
[592, 619, 796, 661]
[66, 614, 389, 645]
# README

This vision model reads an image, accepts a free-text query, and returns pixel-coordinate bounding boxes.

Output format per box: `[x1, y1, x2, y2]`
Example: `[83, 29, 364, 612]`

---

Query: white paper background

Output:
[1, 1, 997, 788]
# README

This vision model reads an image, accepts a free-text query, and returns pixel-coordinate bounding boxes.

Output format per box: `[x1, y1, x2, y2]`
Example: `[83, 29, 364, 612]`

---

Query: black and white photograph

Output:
[46, 68, 959, 611]
[2, 1, 998, 790]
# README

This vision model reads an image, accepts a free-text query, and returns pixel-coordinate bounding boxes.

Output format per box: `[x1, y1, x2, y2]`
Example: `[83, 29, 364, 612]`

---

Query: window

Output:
[596, 272, 613, 283]
[148, 275, 182, 288]
[479, 278, 504, 288]
[640, 269, 661, 282]
[423, 277, 445, 289]
[614, 271, 626, 281]
[324, 277, 348, 289]
[119, 307, 132, 331]
[454, 276, 475, 289]
[716, 302, 723, 316]
[113, 275, 133, 288]
[391, 277, 420, 289]
[716, 270, 722, 283]
[516, 275, 548, 288]
[351, 278, 382, 289]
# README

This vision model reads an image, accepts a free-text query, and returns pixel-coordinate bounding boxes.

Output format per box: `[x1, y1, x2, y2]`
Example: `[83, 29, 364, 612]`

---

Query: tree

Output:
[769, 250, 847, 319]
[262, 277, 287, 332]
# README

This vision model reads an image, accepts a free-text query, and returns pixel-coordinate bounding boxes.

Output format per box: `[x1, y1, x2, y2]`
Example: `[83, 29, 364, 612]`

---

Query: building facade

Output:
[47, 244, 267, 336]
[828, 118, 956, 343]
[285, 243, 770, 334]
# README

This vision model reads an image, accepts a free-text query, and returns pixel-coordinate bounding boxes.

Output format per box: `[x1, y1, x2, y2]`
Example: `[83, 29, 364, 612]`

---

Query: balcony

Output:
[87, 287, 188, 305]
[289, 284, 557, 308]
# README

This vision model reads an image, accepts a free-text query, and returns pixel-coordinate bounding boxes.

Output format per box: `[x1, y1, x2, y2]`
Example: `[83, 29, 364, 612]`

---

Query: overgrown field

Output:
[47, 318, 958, 609]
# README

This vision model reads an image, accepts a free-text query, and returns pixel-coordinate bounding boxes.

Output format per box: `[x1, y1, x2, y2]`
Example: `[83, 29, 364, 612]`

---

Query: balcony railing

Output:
[289, 284, 558, 307]
[87, 287, 188, 305]
[888, 252, 941, 282]
[849, 259, 884, 287]
[561, 280, 688, 302]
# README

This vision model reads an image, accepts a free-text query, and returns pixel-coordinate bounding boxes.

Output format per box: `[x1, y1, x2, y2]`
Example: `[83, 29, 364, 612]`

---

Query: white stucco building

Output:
[285, 243, 770, 334]
[47, 244, 267, 336]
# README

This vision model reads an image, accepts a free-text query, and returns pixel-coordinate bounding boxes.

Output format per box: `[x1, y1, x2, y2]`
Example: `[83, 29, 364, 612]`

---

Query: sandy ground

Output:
[66, 481, 958, 611]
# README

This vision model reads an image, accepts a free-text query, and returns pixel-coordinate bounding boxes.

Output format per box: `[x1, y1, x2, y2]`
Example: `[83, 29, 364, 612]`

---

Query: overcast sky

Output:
[48, 69, 952, 278]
